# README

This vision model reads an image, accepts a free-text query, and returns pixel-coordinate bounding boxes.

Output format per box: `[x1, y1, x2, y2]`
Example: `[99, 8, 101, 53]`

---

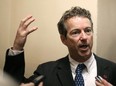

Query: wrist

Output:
[8, 47, 24, 56]
[12, 45, 23, 51]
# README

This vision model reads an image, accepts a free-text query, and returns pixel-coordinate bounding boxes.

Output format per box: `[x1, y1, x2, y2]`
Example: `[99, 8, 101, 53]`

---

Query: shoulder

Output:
[94, 54, 116, 67]
[34, 56, 69, 74]
[39, 55, 68, 67]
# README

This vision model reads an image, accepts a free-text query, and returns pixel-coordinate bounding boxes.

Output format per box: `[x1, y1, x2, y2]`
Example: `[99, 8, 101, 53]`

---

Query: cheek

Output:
[66, 35, 80, 46]
[91, 36, 93, 42]
[68, 38, 80, 46]
[89, 36, 93, 46]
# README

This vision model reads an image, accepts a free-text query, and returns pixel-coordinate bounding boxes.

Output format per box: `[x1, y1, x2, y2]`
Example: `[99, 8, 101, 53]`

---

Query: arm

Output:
[4, 15, 38, 83]
[4, 49, 25, 83]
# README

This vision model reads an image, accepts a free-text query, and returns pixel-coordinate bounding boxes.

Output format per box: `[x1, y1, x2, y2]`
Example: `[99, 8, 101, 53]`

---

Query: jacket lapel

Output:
[56, 56, 75, 86]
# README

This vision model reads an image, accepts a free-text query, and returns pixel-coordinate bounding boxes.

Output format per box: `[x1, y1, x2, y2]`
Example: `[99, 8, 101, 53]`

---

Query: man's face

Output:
[61, 16, 93, 61]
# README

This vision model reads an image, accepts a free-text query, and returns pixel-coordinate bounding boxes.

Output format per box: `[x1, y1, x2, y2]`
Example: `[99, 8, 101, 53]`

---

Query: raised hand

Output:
[13, 15, 38, 50]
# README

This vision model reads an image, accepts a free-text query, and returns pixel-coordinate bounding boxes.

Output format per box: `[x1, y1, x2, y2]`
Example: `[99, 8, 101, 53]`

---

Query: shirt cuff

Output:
[8, 48, 24, 56]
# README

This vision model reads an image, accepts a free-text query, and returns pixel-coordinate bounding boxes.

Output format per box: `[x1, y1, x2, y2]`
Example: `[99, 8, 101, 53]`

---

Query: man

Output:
[4, 6, 116, 86]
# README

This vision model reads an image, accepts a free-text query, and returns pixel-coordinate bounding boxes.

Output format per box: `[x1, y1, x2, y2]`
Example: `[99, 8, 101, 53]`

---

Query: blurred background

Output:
[0, 0, 116, 77]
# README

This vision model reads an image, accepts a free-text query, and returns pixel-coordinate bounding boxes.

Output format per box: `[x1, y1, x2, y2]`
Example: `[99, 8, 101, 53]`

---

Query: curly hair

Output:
[57, 6, 93, 37]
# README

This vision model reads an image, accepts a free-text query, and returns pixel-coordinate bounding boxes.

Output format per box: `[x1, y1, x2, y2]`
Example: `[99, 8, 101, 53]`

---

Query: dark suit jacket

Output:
[4, 49, 116, 86]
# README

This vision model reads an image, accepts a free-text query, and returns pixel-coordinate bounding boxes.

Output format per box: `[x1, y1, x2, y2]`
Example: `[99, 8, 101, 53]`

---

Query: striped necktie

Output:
[75, 64, 85, 86]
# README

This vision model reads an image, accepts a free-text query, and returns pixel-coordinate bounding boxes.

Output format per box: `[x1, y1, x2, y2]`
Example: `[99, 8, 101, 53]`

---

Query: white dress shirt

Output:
[69, 53, 97, 86]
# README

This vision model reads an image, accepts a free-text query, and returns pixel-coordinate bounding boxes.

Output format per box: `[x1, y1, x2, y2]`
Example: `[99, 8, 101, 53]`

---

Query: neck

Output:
[69, 53, 92, 63]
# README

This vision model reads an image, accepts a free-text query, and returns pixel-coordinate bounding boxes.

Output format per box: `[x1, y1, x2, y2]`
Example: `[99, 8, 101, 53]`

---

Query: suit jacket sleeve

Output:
[4, 49, 26, 84]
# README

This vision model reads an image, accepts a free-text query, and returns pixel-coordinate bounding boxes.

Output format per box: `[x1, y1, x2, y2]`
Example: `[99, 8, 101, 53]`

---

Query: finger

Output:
[20, 15, 33, 27]
[95, 80, 104, 86]
[22, 15, 33, 24]
[27, 26, 38, 35]
[23, 17, 35, 29]
[102, 79, 113, 86]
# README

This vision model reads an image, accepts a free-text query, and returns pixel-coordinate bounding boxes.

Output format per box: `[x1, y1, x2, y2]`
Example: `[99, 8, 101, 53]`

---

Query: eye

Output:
[84, 28, 92, 35]
[70, 29, 81, 36]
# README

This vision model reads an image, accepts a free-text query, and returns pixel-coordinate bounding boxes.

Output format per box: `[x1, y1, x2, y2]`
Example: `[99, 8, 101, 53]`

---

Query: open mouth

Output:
[79, 44, 89, 51]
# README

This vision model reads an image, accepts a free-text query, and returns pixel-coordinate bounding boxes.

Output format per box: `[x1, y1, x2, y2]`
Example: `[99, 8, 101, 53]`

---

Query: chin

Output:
[80, 51, 91, 58]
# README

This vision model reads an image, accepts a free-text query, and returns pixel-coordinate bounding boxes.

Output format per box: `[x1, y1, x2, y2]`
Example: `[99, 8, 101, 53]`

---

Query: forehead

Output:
[65, 16, 91, 30]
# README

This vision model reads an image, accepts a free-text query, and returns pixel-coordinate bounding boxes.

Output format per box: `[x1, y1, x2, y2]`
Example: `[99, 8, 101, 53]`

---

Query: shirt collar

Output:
[69, 53, 95, 73]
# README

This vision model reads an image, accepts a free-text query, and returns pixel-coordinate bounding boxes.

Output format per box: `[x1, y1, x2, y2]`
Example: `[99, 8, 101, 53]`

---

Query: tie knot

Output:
[76, 64, 85, 73]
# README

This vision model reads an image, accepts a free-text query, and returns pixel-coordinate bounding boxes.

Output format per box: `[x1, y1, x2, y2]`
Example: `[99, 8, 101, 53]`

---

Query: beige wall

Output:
[0, 0, 11, 69]
[0, 0, 97, 77]
[97, 0, 116, 62]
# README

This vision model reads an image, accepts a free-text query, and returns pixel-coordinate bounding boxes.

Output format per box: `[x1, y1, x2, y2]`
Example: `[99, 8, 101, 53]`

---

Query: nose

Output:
[80, 31, 87, 40]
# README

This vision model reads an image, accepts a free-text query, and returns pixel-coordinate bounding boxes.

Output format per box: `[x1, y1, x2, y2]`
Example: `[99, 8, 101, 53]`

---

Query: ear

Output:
[60, 35, 67, 45]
